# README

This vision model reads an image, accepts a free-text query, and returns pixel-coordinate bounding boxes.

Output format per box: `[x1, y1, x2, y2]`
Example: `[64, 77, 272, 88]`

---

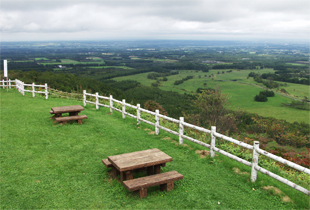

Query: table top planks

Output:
[108, 148, 172, 172]
[51, 105, 84, 114]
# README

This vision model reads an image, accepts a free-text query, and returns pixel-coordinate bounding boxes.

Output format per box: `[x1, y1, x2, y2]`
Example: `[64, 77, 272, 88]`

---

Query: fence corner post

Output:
[95, 92, 99, 110]
[251, 141, 260, 182]
[83, 90, 86, 106]
[179, 117, 184, 145]
[155, 110, 159, 135]
[110, 95, 113, 113]
[32, 82, 35, 97]
[22, 82, 24, 95]
[122, 99, 126, 119]
[45, 83, 48, 99]
[137, 104, 140, 125]
[210, 126, 216, 158]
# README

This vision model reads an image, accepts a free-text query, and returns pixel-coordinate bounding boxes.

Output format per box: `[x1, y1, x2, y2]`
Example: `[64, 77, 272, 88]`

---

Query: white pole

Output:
[96, 92, 99, 109]
[155, 110, 159, 135]
[251, 141, 260, 182]
[3, 60, 8, 92]
[137, 104, 140, 125]
[83, 90, 86, 106]
[32, 82, 35, 97]
[122, 99, 126, 119]
[9, 79, 11, 89]
[210, 126, 216, 158]
[179, 117, 184, 144]
[2, 79, 4, 89]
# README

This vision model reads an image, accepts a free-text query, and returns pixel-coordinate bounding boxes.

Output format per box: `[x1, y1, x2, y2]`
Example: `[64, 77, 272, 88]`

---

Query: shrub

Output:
[260, 90, 275, 97]
[254, 94, 268, 102]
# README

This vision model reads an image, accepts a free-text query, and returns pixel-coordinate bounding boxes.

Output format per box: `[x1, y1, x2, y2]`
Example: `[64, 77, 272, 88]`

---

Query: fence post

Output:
[16, 80, 19, 92]
[9, 79, 11, 89]
[22, 82, 25, 95]
[251, 141, 260, 182]
[137, 104, 140, 125]
[179, 117, 184, 145]
[155, 110, 159, 135]
[45, 83, 48, 99]
[95, 92, 99, 109]
[2, 79, 4, 89]
[210, 126, 216, 158]
[32, 83, 35, 97]
[83, 90, 86, 106]
[122, 99, 126, 119]
[110, 95, 113, 113]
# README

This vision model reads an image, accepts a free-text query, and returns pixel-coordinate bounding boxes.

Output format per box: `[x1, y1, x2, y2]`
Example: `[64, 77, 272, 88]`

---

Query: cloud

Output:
[0, 0, 309, 41]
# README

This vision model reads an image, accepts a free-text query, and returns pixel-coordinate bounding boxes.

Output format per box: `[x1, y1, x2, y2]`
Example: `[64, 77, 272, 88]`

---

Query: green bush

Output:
[254, 94, 268, 102]
[260, 90, 275, 97]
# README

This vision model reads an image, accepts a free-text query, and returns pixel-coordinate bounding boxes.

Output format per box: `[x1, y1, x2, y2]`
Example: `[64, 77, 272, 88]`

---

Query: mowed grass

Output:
[114, 69, 310, 123]
[1, 90, 309, 209]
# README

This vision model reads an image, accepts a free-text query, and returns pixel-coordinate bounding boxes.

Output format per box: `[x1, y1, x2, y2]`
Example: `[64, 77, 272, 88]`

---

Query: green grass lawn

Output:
[114, 69, 310, 123]
[0, 89, 309, 209]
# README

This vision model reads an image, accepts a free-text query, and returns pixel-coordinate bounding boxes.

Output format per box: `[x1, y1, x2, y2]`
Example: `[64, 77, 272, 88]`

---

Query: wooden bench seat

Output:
[122, 170, 183, 198]
[54, 115, 88, 125]
[102, 159, 112, 168]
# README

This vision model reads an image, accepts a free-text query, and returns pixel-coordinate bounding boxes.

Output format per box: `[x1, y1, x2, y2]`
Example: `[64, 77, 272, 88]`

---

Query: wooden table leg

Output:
[147, 166, 153, 175]
[112, 166, 120, 178]
[70, 111, 80, 116]
[139, 188, 147, 198]
[154, 164, 161, 174]
[160, 181, 174, 192]
[125, 171, 133, 180]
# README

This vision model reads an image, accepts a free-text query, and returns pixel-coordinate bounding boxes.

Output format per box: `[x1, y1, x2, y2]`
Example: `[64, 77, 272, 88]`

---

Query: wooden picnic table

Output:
[51, 105, 84, 117]
[108, 148, 173, 182]
[50, 105, 87, 125]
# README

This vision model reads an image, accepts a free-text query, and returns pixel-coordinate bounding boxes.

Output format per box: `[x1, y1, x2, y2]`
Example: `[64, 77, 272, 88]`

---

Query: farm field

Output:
[88, 66, 134, 69]
[114, 69, 310, 123]
[36, 59, 105, 66]
[0, 89, 308, 209]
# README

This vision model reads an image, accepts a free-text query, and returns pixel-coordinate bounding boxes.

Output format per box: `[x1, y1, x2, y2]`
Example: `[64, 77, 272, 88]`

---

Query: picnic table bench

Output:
[123, 170, 183, 198]
[103, 148, 183, 198]
[50, 105, 87, 125]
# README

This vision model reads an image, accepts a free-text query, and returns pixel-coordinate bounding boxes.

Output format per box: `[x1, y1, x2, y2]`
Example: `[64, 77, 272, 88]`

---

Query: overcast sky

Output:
[1, 0, 309, 42]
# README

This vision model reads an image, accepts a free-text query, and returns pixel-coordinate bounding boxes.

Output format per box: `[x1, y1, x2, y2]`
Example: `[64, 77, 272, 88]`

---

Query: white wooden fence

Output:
[0, 79, 16, 89]
[1, 79, 49, 99]
[83, 90, 310, 196]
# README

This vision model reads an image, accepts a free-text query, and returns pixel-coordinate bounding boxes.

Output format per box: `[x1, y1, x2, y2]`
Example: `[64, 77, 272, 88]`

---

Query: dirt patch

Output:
[161, 137, 171, 140]
[262, 186, 282, 195]
[195, 150, 210, 158]
[144, 128, 151, 131]
[282, 196, 291, 203]
[233, 167, 249, 175]
[148, 131, 155, 135]
[262, 186, 292, 203]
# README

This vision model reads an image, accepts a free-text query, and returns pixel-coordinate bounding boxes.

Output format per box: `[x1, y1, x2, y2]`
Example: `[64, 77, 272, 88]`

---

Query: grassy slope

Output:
[0, 90, 309, 209]
[114, 69, 310, 123]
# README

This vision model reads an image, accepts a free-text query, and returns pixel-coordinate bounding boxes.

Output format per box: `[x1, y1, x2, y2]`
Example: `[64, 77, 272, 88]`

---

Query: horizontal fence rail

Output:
[16, 79, 49, 99]
[0, 79, 16, 89]
[83, 90, 310, 196]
